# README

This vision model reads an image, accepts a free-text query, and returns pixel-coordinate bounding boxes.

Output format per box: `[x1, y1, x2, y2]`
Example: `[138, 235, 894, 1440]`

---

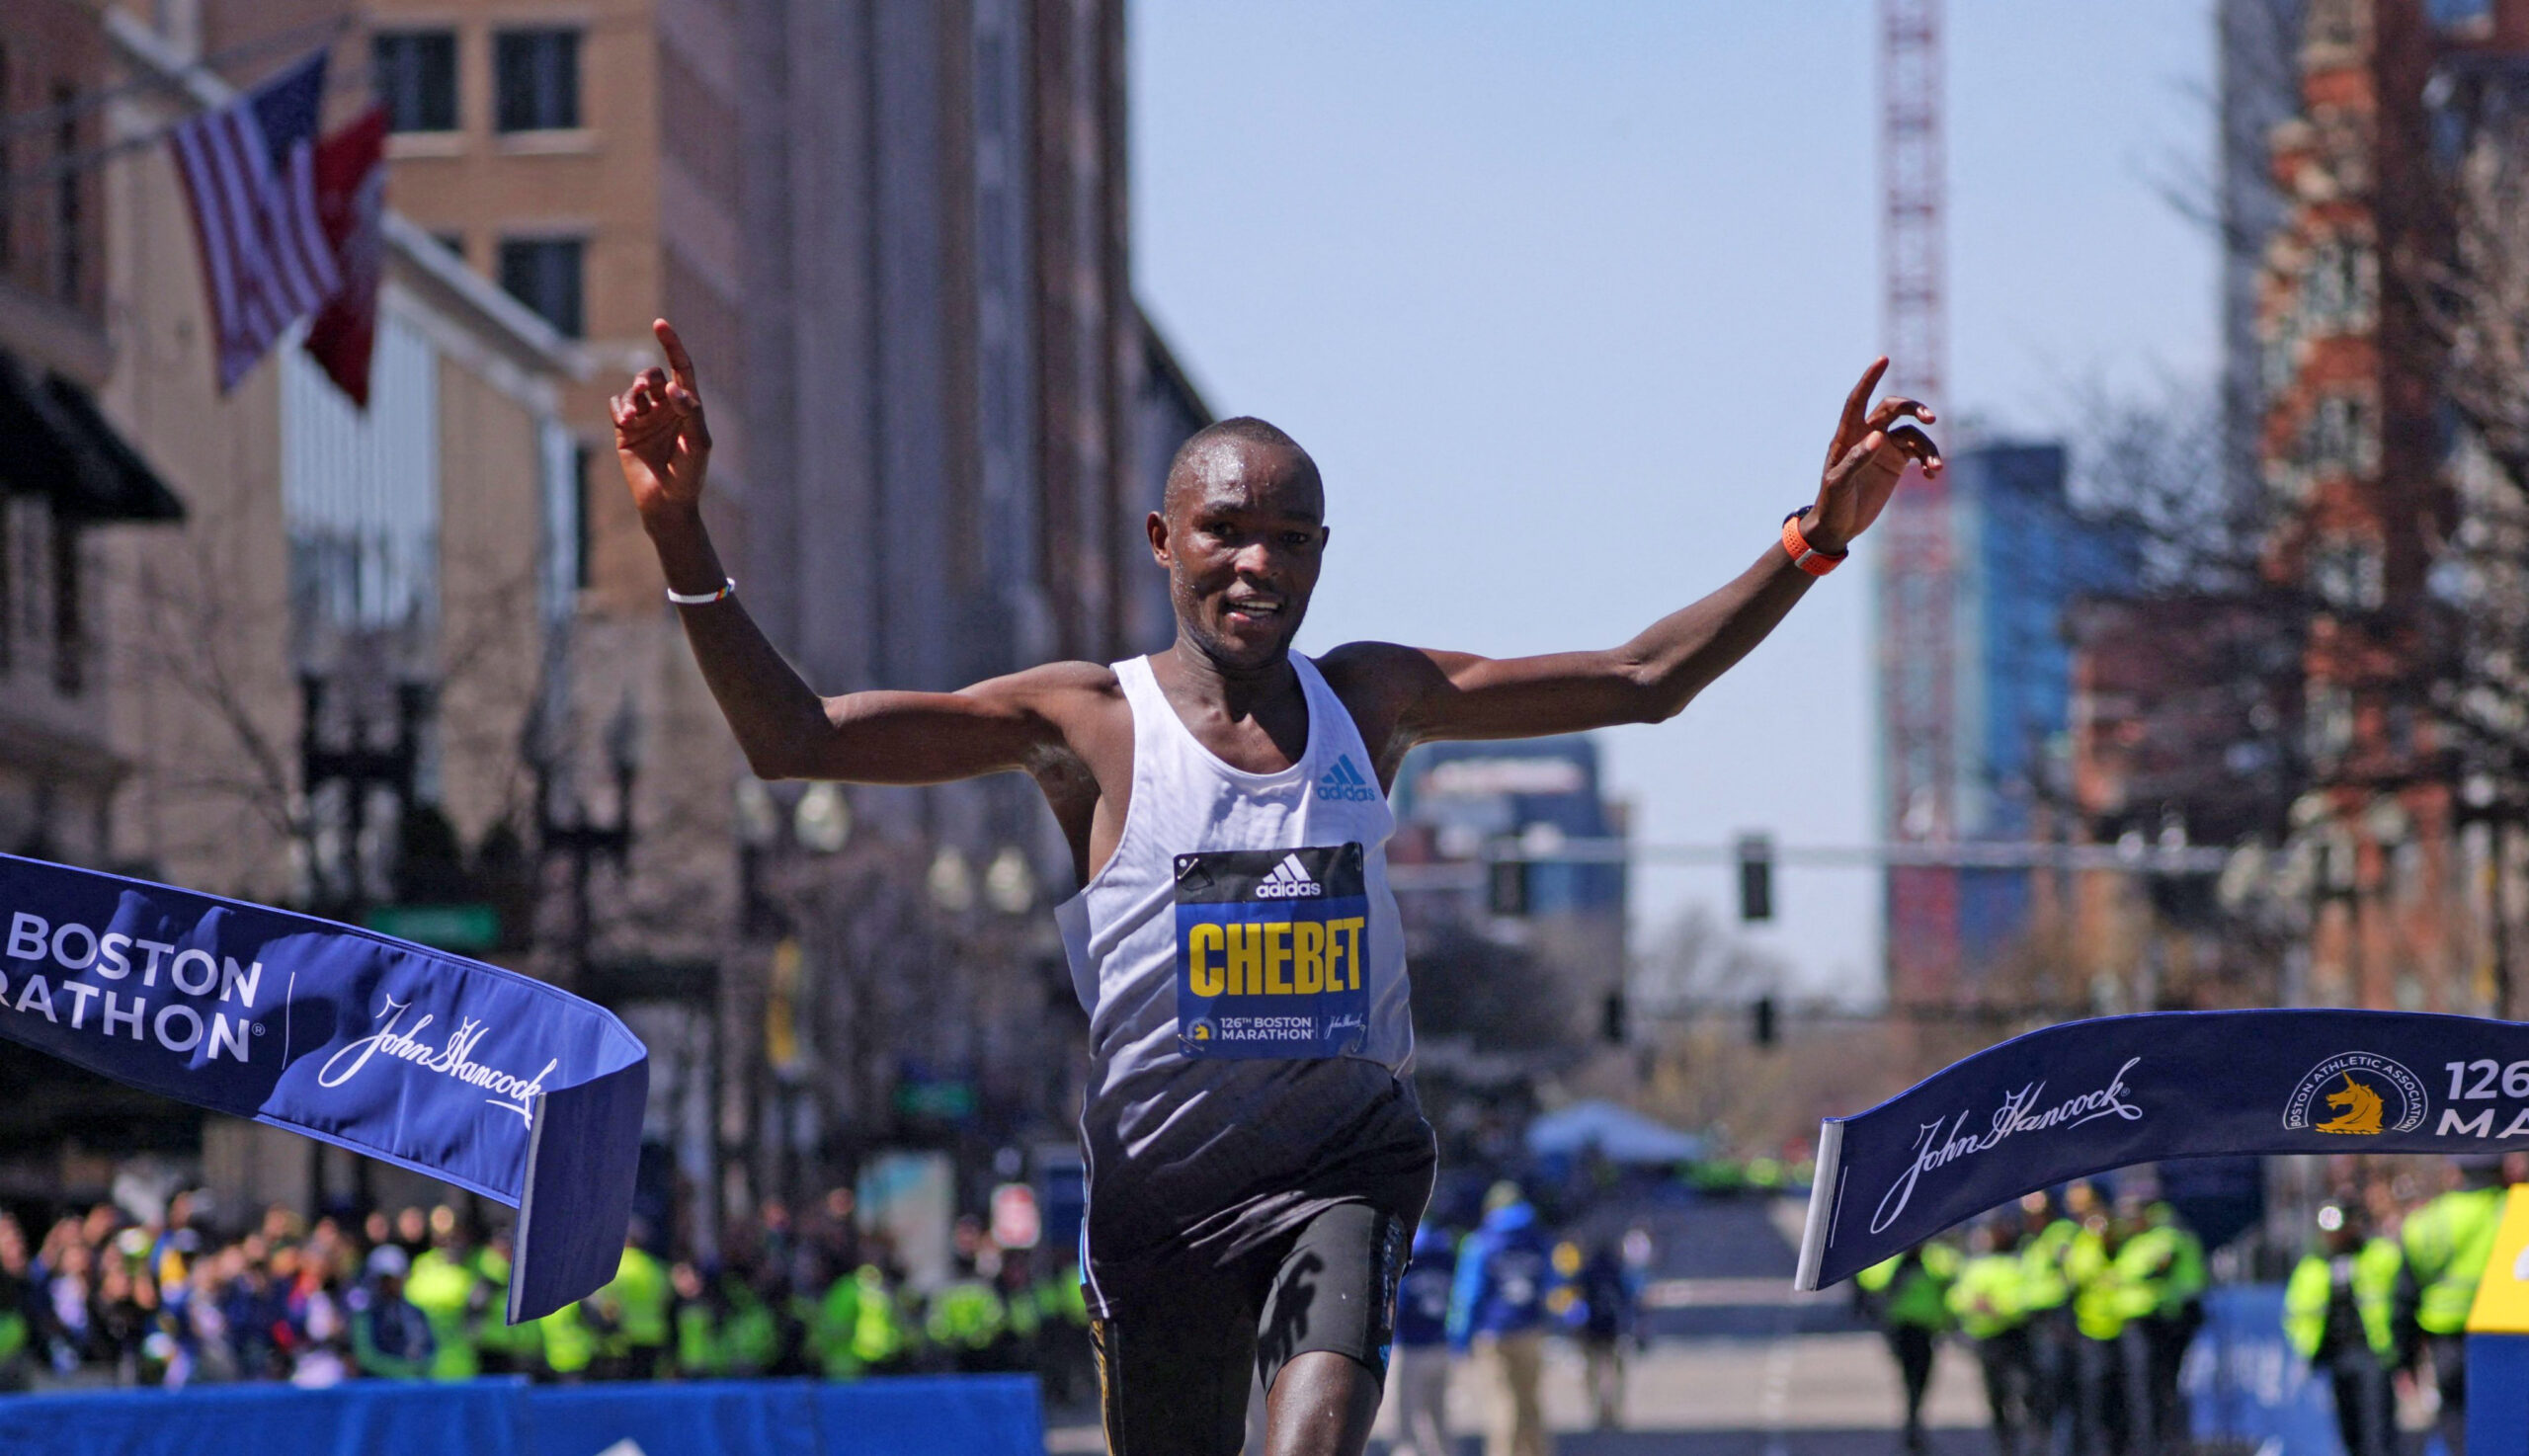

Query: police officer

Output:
[2119, 1201, 2205, 1454]
[926, 1259, 1009, 1373]
[473, 1232, 543, 1379]
[2285, 1201, 2401, 1456]
[2061, 1198, 2139, 1456]
[716, 1260, 780, 1377]
[2402, 1156, 2507, 1456]
[1857, 1241, 1958, 1454]
[1448, 1183, 1556, 1456]
[1574, 1234, 1642, 1431]
[671, 1260, 726, 1378]
[1949, 1222, 2034, 1456]
[403, 1218, 484, 1382]
[591, 1228, 672, 1381]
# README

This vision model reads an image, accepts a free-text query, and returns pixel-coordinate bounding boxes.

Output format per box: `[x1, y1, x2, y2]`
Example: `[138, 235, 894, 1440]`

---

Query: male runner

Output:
[612, 320, 1937, 1456]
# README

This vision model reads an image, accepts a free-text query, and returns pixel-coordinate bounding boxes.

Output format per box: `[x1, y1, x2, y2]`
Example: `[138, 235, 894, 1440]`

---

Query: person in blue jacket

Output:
[1447, 1182, 1554, 1456]
[1390, 1222, 1457, 1456]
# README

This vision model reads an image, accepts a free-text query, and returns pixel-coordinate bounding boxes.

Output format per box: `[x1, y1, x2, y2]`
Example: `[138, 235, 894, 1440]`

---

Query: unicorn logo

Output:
[2285, 1052, 2427, 1137]
[2315, 1074, 2385, 1135]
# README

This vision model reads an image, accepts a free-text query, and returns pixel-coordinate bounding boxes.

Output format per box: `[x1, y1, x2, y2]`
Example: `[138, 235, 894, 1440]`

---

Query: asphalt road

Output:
[1045, 1193, 2003, 1456]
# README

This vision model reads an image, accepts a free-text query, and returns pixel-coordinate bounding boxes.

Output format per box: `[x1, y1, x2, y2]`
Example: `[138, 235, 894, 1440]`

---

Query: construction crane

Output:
[1876, 0, 1959, 1000]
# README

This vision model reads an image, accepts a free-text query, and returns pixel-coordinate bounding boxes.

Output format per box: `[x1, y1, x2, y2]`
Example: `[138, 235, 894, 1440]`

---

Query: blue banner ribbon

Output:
[1796, 1009, 2529, 1290]
[0, 854, 647, 1321]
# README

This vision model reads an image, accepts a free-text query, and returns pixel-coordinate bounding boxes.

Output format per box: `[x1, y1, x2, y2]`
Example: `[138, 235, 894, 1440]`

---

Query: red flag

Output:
[302, 107, 388, 408]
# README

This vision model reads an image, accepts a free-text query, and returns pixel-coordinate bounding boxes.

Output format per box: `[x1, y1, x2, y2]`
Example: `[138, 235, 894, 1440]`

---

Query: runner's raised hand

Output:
[612, 319, 713, 518]
[1806, 357, 1939, 553]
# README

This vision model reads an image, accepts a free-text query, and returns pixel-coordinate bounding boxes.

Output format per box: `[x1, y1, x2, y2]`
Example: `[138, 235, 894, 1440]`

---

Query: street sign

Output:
[991, 1181, 1040, 1250]
[364, 903, 499, 952]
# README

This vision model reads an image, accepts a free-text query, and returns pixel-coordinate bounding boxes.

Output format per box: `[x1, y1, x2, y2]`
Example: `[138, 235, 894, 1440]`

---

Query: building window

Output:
[51, 81, 79, 304]
[2308, 535, 2386, 612]
[572, 443, 595, 591]
[50, 514, 79, 695]
[3, 494, 55, 681]
[498, 238, 584, 337]
[375, 32, 459, 133]
[0, 493, 12, 675]
[2301, 238, 2375, 333]
[2299, 389, 2380, 482]
[0, 42, 14, 274]
[495, 30, 581, 133]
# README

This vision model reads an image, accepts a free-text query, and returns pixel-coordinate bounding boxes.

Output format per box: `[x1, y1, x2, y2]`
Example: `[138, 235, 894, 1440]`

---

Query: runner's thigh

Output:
[1094, 1274, 1259, 1456]
[1255, 1200, 1414, 1396]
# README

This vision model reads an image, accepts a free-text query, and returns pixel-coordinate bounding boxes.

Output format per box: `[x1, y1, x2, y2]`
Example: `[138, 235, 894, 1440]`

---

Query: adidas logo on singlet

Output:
[1254, 853, 1324, 899]
[1315, 755, 1378, 803]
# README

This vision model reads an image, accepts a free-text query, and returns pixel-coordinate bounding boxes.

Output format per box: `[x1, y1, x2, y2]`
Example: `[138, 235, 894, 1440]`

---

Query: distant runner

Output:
[612, 320, 1937, 1456]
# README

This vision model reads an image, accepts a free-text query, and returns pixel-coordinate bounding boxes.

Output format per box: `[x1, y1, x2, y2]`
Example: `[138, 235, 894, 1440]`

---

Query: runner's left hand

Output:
[1805, 358, 1938, 554]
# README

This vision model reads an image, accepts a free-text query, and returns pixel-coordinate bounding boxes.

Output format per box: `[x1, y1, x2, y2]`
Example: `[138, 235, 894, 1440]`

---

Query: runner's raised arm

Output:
[612, 320, 1081, 785]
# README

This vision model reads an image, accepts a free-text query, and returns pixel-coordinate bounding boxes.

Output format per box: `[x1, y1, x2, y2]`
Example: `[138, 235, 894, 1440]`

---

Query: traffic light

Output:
[1737, 833, 1774, 923]
[1600, 990, 1627, 1045]
[1752, 995, 1778, 1048]
[1487, 858, 1527, 917]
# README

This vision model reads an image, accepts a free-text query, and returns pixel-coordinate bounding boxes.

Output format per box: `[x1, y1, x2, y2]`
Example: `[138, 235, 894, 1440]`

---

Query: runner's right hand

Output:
[612, 318, 713, 518]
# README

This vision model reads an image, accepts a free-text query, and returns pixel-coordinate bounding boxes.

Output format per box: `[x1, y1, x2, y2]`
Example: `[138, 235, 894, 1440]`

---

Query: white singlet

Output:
[1054, 652, 1431, 1306]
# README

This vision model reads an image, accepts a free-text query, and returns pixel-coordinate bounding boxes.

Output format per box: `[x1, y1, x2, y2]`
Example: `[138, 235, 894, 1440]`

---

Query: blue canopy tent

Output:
[1524, 1100, 1704, 1164]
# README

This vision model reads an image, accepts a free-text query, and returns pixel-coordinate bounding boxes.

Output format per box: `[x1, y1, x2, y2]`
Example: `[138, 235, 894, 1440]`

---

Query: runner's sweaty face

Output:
[1154, 437, 1327, 671]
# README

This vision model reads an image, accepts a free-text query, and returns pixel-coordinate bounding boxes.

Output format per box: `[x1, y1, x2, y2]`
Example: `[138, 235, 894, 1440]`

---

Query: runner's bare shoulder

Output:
[958, 658, 1128, 766]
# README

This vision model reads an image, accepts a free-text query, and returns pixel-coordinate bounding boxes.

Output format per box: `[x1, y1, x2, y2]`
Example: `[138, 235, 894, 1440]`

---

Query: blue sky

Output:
[1130, 2, 2220, 1004]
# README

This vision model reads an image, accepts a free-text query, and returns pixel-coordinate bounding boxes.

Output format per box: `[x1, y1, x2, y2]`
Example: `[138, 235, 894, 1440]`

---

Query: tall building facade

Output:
[2253, 0, 2529, 1013]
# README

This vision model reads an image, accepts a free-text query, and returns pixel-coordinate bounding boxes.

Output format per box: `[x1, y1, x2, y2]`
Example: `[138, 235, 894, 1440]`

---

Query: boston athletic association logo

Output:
[2284, 1052, 2427, 1137]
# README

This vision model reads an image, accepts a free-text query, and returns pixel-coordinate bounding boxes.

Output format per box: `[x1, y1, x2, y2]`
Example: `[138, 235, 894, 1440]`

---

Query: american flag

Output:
[169, 51, 343, 392]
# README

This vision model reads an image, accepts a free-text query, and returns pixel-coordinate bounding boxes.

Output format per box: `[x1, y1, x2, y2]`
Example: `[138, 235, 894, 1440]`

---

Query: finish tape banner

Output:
[0, 854, 647, 1322]
[1797, 1009, 2529, 1291]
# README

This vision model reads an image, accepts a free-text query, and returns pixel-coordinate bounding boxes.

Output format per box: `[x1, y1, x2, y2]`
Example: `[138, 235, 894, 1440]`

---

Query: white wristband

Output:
[667, 577, 736, 606]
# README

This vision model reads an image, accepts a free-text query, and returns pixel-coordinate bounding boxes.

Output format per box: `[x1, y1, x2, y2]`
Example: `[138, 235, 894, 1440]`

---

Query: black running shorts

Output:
[1090, 1198, 1419, 1456]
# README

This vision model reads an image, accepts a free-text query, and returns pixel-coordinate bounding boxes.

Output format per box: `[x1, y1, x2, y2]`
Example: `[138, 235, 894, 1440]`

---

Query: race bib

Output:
[1174, 844, 1370, 1059]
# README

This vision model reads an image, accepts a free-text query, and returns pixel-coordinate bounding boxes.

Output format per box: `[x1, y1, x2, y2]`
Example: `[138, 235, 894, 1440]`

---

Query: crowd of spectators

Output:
[0, 1188, 1093, 1397]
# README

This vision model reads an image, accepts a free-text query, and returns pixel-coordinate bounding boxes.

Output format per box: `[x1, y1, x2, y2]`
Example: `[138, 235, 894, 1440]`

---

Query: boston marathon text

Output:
[5, 912, 261, 1061]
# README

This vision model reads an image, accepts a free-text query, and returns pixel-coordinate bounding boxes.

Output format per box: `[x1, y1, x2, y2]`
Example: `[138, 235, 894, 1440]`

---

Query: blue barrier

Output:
[0, 1374, 1044, 1456]
[2182, 1284, 2340, 1455]
[2471, 1335, 2529, 1456]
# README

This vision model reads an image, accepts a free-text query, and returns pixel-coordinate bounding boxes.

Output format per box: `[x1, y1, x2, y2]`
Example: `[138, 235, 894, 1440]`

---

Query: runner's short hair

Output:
[1164, 417, 1319, 515]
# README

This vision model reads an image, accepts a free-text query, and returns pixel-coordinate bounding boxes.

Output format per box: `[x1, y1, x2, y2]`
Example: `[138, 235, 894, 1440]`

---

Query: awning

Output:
[0, 352, 185, 523]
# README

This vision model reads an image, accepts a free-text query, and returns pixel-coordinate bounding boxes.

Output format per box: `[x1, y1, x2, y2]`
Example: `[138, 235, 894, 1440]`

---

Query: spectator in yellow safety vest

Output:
[671, 1260, 724, 1379]
[2063, 1195, 2148, 1456]
[1856, 1241, 1956, 1455]
[589, 1224, 674, 1381]
[402, 1211, 484, 1382]
[2114, 1194, 2205, 1453]
[1947, 1221, 2034, 1456]
[2285, 1201, 2402, 1456]
[2400, 1155, 2511, 1456]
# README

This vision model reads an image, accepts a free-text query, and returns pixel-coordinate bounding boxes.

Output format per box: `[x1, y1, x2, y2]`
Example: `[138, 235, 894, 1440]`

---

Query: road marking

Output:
[1758, 1304, 1797, 1456]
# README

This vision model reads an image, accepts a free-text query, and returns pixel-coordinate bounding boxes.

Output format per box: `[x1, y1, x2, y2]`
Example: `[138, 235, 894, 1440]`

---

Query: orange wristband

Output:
[1781, 509, 1846, 577]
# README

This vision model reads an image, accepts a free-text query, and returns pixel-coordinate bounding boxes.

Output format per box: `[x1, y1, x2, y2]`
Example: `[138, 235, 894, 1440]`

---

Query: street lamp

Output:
[537, 692, 639, 988]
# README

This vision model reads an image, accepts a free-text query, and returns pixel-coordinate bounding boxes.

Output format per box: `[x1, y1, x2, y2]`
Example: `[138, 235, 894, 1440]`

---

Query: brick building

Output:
[2252, 0, 2529, 1013]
